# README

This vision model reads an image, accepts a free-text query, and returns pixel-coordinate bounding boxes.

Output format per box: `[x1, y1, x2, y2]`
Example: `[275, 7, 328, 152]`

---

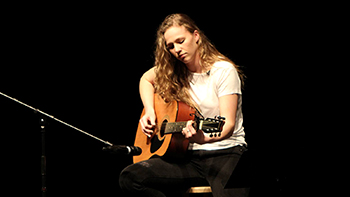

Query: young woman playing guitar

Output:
[119, 13, 247, 197]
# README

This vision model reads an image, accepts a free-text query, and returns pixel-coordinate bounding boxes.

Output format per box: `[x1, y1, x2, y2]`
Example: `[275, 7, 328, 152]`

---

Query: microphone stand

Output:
[0, 91, 113, 196]
[40, 116, 47, 197]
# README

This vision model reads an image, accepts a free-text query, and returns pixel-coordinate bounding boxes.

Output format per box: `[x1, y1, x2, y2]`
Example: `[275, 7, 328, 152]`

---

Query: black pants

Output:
[119, 145, 247, 197]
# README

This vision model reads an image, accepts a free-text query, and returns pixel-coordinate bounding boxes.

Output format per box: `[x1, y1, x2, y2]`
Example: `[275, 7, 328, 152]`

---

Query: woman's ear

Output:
[194, 30, 200, 43]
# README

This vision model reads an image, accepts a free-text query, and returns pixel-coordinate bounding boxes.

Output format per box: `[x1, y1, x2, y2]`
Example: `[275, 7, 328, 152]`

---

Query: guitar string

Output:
[0, 91, 113, 146]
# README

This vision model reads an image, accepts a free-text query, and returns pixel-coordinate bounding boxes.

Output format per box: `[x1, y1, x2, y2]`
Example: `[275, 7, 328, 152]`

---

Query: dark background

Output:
[1, 2, 317, 196]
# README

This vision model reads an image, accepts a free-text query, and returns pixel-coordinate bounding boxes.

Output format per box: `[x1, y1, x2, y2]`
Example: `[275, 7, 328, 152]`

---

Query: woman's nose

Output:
[174, 44, 181, 53]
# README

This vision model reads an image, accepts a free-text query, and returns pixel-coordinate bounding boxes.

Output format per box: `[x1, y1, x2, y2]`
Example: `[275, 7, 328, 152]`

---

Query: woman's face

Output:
[164, 25, 199, 66]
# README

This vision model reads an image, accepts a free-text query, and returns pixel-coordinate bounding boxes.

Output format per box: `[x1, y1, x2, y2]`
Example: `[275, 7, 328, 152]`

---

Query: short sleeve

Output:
[217, 65, 242, 97]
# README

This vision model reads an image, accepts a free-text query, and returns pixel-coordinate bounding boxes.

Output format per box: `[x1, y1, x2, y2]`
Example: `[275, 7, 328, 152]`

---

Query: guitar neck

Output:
[163, 118, 224, 135]
[164, 122, 187, 134]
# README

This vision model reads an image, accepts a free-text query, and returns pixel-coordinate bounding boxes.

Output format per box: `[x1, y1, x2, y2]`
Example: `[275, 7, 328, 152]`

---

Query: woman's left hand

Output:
[182, 120, 206, 144]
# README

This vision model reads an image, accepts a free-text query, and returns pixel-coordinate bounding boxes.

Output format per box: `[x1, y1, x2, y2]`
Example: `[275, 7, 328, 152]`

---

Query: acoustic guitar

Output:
[133, 94, 225, 163]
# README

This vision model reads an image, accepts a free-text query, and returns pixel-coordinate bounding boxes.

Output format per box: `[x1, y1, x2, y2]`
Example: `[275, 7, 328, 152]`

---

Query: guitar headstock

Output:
[197, 116, 225, 137]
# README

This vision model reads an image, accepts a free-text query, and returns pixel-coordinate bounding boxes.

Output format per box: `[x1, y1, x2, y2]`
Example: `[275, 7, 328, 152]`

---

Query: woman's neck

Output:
[185, 52, 202, 73]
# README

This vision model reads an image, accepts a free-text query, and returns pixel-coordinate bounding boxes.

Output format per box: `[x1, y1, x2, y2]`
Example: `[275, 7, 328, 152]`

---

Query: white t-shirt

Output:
[188, 61, 246, 150]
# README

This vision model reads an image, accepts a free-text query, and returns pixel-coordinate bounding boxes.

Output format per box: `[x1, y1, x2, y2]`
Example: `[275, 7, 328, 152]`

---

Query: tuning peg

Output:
[216, 116, 225, 120]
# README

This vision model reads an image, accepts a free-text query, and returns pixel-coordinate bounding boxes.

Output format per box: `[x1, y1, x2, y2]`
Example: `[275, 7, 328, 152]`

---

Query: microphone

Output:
[102, 145, 142, 156]
[206, 70, 211, 75]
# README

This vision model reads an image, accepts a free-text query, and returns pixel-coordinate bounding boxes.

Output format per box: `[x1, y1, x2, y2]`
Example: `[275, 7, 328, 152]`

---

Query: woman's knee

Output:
[119, 163, 148, 193]
[119, 165, 136, 192]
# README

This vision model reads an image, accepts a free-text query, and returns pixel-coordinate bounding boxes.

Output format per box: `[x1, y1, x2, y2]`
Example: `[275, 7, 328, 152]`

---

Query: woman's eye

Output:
[167, 44, 174, 50]
[179, 39, 185, 44]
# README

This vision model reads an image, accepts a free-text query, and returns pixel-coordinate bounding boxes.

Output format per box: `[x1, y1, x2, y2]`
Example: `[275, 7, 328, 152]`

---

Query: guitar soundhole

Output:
[160, 119, 168, 137]
[150, 119, 168, 153]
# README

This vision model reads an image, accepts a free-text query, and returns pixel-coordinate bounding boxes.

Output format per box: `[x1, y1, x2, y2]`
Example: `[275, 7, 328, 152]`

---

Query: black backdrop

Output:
[1, 2, 313, 196]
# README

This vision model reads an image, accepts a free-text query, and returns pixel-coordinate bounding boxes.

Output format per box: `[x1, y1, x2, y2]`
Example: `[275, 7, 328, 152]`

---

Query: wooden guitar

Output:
[133, 94, 225, 163]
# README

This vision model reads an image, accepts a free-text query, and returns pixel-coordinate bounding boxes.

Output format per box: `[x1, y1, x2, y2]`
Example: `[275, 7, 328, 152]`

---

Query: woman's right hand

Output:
[139, 110, 156, 138]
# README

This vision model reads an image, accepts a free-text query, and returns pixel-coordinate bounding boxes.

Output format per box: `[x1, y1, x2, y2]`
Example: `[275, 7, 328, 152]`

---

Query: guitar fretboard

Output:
[164, 122, 187, 134]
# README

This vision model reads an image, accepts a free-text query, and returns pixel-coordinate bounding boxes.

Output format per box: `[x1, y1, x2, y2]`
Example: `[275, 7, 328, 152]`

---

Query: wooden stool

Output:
[185, 186, 213, 197]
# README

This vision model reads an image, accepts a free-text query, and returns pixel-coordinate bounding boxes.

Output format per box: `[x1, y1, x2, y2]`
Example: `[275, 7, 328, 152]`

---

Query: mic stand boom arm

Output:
[0, 91, 113, 146]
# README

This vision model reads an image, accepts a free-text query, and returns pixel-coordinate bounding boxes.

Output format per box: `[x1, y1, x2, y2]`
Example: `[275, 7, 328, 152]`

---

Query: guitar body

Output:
[133, 94, 195, 163]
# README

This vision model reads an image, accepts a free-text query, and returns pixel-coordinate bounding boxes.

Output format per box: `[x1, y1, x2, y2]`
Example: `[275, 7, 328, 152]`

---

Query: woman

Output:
[119, 13, 247, 197]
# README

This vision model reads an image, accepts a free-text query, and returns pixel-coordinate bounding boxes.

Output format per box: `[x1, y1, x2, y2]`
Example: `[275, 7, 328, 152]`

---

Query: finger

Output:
[145, 124, 155, 129]
[143, 127, 153, 133]
[143, 125, 154, 134]
[140, 119, 147, 130]
[149, 117, 156, 126]
[142, 128, 153, 138]
[140, 119, 153, 137]
[140, 117, 153, 129]
[186, 121, 196, 135]
[182, 128, 192, 138]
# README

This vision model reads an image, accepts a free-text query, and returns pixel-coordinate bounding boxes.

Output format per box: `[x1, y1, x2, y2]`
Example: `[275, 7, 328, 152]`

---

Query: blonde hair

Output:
[153, 13, 244, 107]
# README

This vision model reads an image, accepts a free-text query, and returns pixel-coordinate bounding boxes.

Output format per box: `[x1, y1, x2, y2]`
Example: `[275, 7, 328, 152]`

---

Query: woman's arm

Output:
[139, 67, 157, 137]
[140, 67, 156, 113]
[211, 94, 238, 142]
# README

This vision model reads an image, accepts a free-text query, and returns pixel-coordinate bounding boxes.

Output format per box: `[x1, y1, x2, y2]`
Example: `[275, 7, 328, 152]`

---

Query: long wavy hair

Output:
[153, 13, 244, 107]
